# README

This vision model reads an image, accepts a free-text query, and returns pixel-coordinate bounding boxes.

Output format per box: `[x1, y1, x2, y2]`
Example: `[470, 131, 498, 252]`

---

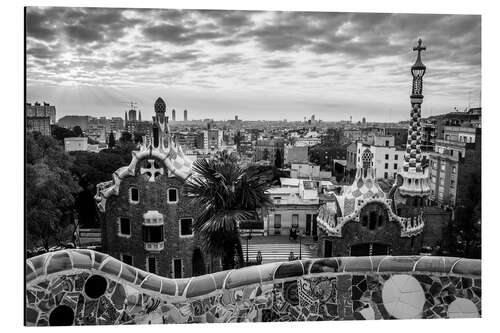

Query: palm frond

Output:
[185, 155, 272, 262]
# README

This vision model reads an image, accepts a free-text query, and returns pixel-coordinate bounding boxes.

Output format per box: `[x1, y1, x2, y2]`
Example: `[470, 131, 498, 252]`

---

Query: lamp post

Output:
[245, 228, 252, 265]
[298, 230, 304, 260]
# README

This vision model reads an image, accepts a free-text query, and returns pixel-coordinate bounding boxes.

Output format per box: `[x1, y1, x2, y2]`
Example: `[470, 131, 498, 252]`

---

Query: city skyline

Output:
[26, 8, 481, 122]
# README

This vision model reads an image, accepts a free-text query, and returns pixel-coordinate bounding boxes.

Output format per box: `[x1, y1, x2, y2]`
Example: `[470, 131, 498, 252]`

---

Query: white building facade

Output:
[263, 180, 321, 237]
[64, 137, 88, 152]
[355, 136, 406, 180]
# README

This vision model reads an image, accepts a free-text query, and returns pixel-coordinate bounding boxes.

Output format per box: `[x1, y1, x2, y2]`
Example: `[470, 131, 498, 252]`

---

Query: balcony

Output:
[144, 241, 164, 252]
[143, 210, 164, 226]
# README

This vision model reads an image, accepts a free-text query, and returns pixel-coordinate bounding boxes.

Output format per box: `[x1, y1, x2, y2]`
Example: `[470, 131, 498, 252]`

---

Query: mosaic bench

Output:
[25, 249, 481, 325]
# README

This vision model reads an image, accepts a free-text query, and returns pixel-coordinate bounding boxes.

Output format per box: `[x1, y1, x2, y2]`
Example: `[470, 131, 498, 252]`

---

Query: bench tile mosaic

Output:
[25, 250, 481, 326]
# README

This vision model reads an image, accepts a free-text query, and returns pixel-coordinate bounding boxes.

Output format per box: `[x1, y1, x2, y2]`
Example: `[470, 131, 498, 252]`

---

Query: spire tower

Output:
[397, 38, 431, 197]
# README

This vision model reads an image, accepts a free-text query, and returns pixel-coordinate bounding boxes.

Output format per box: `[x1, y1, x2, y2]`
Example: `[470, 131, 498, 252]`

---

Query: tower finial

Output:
[412, 38, 426, 71]
[413, 38, 426, 54]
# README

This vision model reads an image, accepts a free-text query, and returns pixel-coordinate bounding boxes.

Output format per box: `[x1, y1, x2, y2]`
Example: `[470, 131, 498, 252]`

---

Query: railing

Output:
[26, 249, 480, 326]
[397, 213, 425, 237]
[77, 228, 102, 246]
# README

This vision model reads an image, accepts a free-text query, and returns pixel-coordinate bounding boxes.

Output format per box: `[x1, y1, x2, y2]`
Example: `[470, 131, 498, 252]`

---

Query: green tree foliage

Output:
[309, 145, 346, 170]
[73, 126, 83, 137]
[309, 128, 347, 172]
[68, 141, 137, 229]
[108, 132, 116, 148]
[320, 128, 344, 146]
[274, 149, 283, 168]
[119, 131, 133, 145]
[51, 125, 76, 142]
[87, 137, 100, 145]
[69, 143, 136, 187]
[184, 153, 273, 269]
[452, 168, 481, 259]
[234, 131, 243, 147]
[26, 133, 80, 251]
[134, 132, 145, 144]
[262, 148, 270, 161]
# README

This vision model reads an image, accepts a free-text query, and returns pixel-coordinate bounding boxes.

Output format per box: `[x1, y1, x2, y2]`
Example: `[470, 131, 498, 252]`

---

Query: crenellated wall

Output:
[25, 250, 481, 326]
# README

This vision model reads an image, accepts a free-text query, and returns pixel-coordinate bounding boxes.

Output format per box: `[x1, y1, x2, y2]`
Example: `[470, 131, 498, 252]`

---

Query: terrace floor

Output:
[241, 235, 319, 264]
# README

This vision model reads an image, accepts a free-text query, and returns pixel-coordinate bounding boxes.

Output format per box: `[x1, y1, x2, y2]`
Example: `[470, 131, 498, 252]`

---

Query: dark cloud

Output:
[240, 12, 346, 52]
[142, 23, 226, 45]
[167, 50, 201, 62]
[143, 24, 191, 43]
[264, 59, 293, 69]
[25, 9, 58, 42]
[64, 24, 102, 43]
[26, 40, 61, 60]
[157, 9, 186, 22]
[26, 7, 144, 47]
[210, 53, 245, 65]
[199, 10, 255, 29]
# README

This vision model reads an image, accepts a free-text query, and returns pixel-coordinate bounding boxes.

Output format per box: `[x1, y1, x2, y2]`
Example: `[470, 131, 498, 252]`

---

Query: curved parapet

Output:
[26, 250, 481, 325]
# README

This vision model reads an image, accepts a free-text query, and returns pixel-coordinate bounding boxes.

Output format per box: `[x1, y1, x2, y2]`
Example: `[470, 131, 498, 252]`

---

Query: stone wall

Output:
[103, 172, 206, 278]
[26, 250, 480, 326]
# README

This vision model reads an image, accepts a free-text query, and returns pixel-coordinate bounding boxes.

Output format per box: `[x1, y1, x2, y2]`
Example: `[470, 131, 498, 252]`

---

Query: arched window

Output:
[360, 202, 388, 232]
[368, 211, 377, 230]
[152, 125, 159, 147]
[377, 214, 384, 227]
[361, 215, 368, 227]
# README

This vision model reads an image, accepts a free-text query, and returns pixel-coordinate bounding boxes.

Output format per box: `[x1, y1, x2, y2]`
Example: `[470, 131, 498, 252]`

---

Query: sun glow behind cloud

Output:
[26, 7, 481, 121]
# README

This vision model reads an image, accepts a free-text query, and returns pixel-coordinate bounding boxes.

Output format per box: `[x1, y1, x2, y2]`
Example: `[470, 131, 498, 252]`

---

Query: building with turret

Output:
[95, 97, 208, 278]
[316, 39, 437, 257]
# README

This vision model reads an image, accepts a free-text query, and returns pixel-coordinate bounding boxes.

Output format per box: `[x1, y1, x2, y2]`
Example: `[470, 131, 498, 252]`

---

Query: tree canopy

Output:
[26, 133, 80, 251]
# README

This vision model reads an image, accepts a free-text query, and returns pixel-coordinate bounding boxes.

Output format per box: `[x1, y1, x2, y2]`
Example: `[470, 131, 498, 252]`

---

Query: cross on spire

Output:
[413, 38, 426, 55]
[411, 38, 426, 71]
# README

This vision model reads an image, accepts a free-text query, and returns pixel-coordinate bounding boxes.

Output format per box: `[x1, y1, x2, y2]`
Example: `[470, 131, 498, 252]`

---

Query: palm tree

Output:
[185, 152, 273, 270]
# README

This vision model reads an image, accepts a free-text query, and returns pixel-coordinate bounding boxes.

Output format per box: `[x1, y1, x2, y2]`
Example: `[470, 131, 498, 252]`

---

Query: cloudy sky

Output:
[26, 7, 481, 122]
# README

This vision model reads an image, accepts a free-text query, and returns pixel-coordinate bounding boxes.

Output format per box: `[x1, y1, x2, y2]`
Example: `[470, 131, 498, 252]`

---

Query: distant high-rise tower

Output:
[172, 109, 176, 121]
[235, 115, 239, 121]
[138, 111, 142, 121]
[128, 108, 137, 122]
[184, 109, 188, 121]
[311, 115, 315, 121]
[362, 117, 366, 124]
